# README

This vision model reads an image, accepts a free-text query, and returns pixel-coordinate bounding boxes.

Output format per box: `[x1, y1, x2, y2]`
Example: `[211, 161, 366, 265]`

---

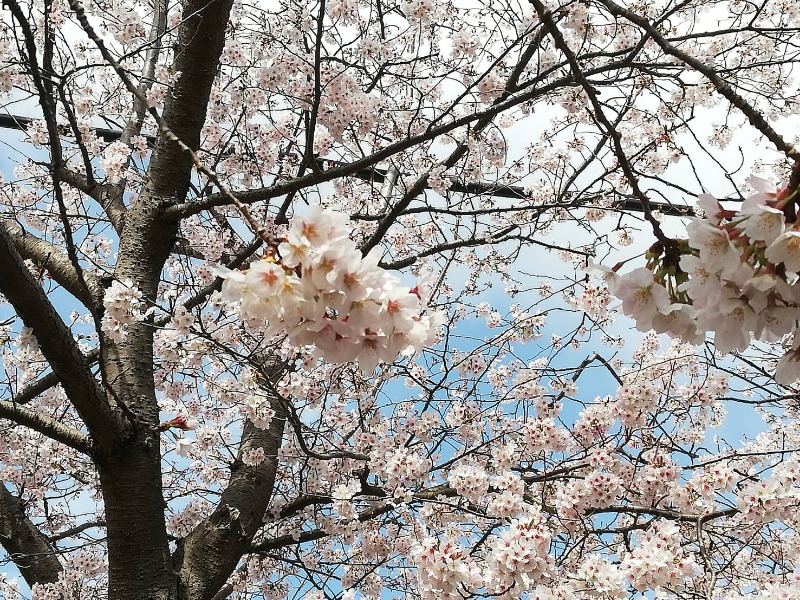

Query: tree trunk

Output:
[97, 0, 235, 596]
[98, 435, 177, 600]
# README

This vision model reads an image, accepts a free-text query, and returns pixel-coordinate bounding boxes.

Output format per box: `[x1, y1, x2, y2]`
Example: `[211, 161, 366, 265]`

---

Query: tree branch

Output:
[10, 371, 60, 406]
[8, 348, 101, 406]
[1, 219, 104, 309]
[57, 167, 126, 233]
[4, 0, 97, 313]
[530, 0, 669, 243]
[0, 221, 123, 451]
[176, 358, 287, 600]
[595, 0, 800, 188]
[162, 70, 585, 220]
[118, 0, 167, 147]
[0, 485, 61, 587]
[0, 400, 92, 454]
[48, 520, 106, 542]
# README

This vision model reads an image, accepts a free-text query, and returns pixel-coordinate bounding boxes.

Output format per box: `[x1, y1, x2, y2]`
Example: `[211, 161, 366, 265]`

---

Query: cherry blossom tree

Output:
[0, 0, 799, 598]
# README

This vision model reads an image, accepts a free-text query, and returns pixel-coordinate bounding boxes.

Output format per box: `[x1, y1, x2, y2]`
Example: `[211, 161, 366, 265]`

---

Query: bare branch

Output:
[595, 0, 800, 187]
[530, 0, 669, 243]
[176, 358, 287, 599]
[0, 400, 92, 454]
[1, 219, 104, 309]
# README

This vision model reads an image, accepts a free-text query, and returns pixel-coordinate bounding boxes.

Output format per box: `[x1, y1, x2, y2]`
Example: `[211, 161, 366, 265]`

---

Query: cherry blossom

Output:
[101, 279, 143, 342]
[621, 521, 697, 591]
[609, 177, 800, 383]
[411, 537, 482, 600]
[217, 208, 441, 370]
[158, 415, 199, 431]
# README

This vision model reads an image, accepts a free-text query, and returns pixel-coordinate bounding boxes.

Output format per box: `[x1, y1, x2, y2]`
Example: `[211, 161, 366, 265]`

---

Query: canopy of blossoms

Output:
[0, 0, 799, 598]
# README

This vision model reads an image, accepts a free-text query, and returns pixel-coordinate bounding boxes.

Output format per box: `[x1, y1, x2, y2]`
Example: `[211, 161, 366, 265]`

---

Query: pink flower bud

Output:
[159, 415, 199, 431]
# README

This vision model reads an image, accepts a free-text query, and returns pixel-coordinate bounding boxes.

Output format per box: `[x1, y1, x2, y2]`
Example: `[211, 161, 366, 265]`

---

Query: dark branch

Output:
[0, 400, 91, 453]
[0, 485, 61, 587]
[176, 358, 287, 599]
[0, 115, 699, 219]
[0, 220, 123, 451]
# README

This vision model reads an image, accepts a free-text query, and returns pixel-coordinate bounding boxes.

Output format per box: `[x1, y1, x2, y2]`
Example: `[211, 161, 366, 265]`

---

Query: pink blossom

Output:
[740, 202, 785, 244]
[686, 220, 740, 276]
[217, 209, 440, 369]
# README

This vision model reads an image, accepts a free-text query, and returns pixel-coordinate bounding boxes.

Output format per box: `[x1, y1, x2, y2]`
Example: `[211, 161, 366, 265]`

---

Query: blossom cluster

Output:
[101, 279, 143, 342]
[411, 512, 553, 600]
[607, 177, 800, 383]
[370, 445, 432, 490]
[484, 513, 554, 596]
[411, 536, 482, 600]
[736, 460, 800, 523]
[554, 469, 623, 519]
[621, 521, 697, 591]
[217, 207, 440, 370]
[99, 140, 132, 184]
[575, 554, 626, 597]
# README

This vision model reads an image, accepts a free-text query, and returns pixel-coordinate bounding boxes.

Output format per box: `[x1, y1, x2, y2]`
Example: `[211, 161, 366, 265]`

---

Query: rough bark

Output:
[1, 219, 104, 308]
[0, 221, 122, 452]
[176, 411, 286, 600]
[96, 0, 235, 597]
[0, 485, 61, 587]
[96, 440, 177, 600]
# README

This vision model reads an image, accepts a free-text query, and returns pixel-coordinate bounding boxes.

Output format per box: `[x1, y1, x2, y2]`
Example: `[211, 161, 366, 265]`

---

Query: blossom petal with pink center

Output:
[765, 231, 800, 273]
[740, 203, 785, 244]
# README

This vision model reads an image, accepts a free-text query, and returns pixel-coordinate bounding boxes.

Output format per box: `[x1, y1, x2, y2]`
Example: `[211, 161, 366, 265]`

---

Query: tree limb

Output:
[0, 485, 61, 587]
[8, 348, 101, 406]
[0, 220, 123, 451]
[1, 219, 104, 309]
[48, 520, 106, 542]
[176, 358, 287, 600]
[10, 372, 60, 406]
[595, 0, 800, 188]
[57, 168, 126, 233]
[530, 0, 669, 243]
[0, 400, 91, 454]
